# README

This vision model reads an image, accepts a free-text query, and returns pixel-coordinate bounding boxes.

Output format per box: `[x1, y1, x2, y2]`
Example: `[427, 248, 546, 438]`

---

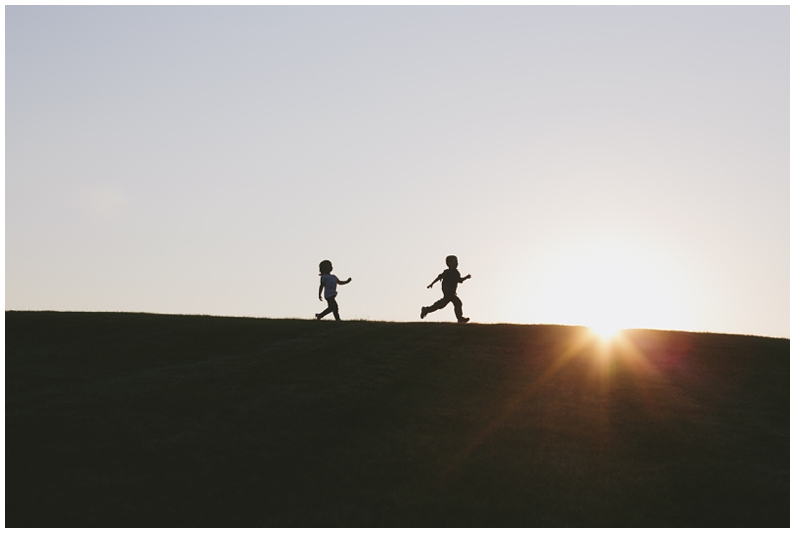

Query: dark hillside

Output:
[5, 311, 789, 527]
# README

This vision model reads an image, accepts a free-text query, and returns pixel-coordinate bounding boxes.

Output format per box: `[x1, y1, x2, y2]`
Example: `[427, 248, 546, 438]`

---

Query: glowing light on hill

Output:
[589, 322, 624, 342]
[518, 234, 693, 332]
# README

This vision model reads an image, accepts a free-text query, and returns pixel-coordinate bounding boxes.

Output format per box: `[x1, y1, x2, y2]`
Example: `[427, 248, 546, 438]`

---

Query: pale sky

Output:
[5, 6, 790, 338]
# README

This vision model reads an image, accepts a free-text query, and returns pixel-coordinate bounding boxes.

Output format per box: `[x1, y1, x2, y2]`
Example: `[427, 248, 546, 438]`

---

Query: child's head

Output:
[319, 259, 333, 275]
[445, 255, 458, 268]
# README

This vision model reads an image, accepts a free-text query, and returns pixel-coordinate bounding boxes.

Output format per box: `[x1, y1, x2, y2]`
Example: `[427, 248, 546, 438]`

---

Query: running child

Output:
[421, 255, 471, 323]
[315, 260, 351, 321]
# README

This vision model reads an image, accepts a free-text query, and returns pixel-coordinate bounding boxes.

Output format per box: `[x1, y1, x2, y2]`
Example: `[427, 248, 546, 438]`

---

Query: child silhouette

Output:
[315, 260, 351, 321]
[421, 255, 471, 323]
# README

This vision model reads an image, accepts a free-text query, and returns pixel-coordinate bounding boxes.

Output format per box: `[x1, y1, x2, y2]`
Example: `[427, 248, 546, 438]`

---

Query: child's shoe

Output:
[420, 307, 428, 319]
[458, 317, 470, 323]
[314, 313, 321, 320]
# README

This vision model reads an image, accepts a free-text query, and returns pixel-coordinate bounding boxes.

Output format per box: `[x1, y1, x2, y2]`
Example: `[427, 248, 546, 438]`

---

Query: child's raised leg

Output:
[421, 296, 452, 319]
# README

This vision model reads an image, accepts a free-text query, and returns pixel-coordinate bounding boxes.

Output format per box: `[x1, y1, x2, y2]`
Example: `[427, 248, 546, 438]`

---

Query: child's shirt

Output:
[440, 268, 462, 296]
[320, 274, 340, 299]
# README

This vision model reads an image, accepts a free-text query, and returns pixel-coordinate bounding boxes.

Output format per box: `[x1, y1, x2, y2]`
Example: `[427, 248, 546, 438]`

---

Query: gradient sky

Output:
[6, 6, 790, 338]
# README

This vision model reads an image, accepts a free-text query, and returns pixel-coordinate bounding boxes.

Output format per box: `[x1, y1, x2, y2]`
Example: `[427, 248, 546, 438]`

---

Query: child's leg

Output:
[317, 297, 337, 320]
[426, 296, 451, 314]
[328, 297, 340, 321]
[451, 295, 464, 320]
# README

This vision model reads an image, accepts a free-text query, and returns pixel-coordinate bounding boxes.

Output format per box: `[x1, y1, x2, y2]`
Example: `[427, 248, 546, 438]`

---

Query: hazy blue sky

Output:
[6, 6, 789, 338]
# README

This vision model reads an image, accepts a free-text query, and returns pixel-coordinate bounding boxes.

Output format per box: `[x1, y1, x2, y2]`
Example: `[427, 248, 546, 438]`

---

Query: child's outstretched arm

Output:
[339, 277, 352, 285]
[460, 274, 472, 284]
[427, 274, 442, 289]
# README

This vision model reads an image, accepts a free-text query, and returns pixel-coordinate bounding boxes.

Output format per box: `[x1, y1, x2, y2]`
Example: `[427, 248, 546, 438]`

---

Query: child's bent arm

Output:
[339, 277, 352, 285]
[318, 281, 324, 301]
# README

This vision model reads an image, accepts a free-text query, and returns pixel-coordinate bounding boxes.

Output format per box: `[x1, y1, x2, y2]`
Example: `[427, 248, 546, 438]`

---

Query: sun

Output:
[517, 233, 691, 335]
[589, 321, 624, 342]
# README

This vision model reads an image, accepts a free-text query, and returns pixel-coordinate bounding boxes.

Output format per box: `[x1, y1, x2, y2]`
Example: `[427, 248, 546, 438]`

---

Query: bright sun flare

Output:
[589, 322, 624, 341]
[522, 235, 689, 334]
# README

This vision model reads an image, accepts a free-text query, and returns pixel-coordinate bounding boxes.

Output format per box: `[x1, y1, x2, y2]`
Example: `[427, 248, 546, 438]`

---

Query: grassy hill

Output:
[5, 311, 789, 527]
